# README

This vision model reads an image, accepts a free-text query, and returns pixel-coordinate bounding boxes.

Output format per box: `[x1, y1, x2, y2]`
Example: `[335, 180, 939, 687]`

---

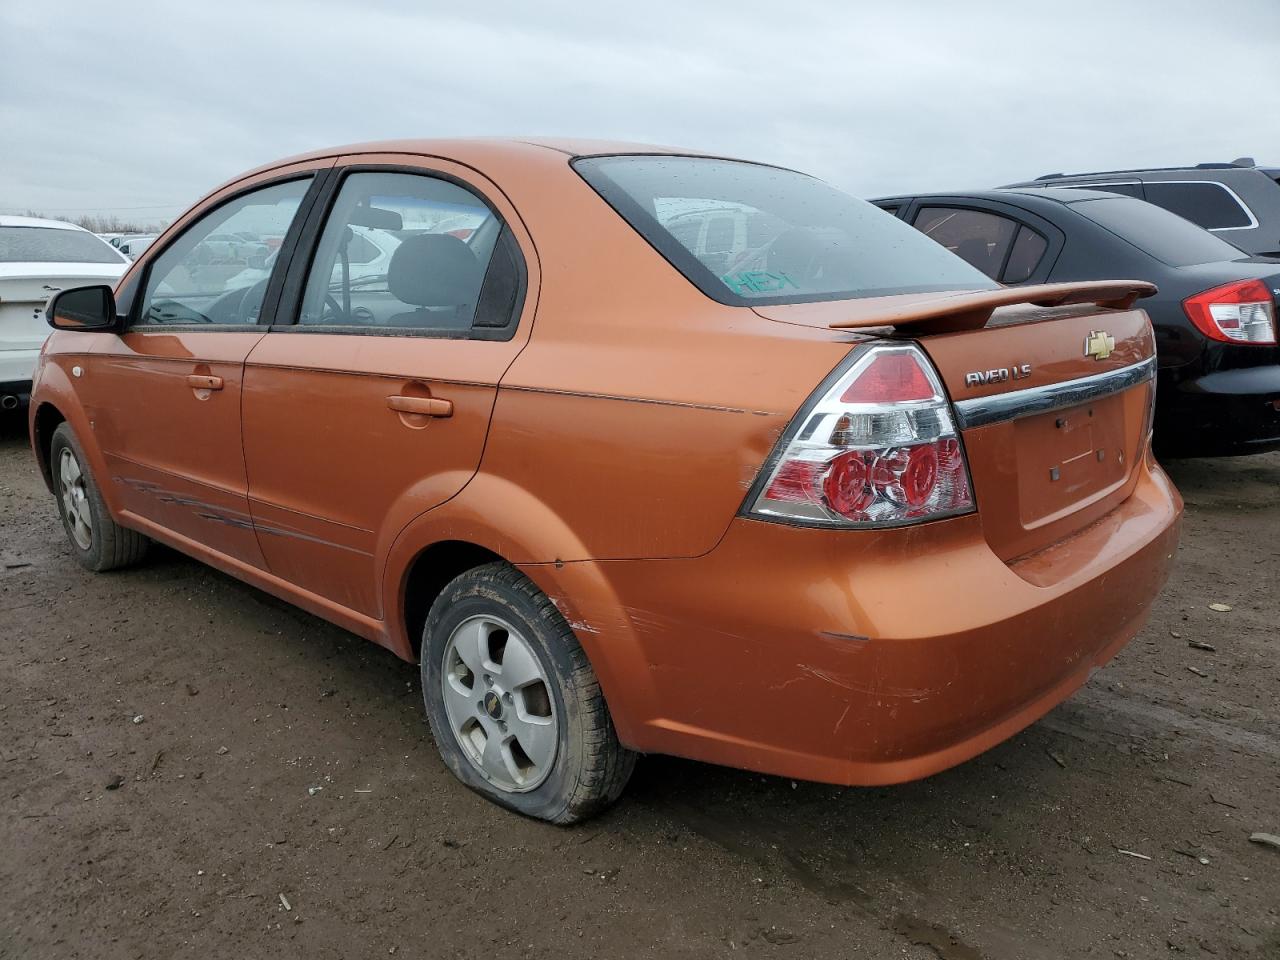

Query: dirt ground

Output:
[0, 413, 1277, 960]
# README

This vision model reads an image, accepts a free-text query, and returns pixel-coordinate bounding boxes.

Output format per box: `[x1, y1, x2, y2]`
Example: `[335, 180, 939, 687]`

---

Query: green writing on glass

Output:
[721, 271, 799, 295]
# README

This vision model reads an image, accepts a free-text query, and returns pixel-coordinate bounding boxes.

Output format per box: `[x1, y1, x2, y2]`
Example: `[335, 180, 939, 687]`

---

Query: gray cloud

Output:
[3, 0, 1277, 222]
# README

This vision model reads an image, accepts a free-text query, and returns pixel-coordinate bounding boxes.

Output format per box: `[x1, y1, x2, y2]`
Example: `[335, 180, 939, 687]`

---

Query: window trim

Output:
[125, 171, 326, 332]
[1000, 224, 1050, 283]
[904, 198, 1064, 287]
[911, 204, 1021, 282]
[1138, 179, 1259, 232]
[269, 163, 526, 343]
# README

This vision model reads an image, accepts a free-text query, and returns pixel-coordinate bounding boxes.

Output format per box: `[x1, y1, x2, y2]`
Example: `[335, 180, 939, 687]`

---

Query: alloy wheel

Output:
[440, 614, 558, 792]
[58, 448, 93, 551]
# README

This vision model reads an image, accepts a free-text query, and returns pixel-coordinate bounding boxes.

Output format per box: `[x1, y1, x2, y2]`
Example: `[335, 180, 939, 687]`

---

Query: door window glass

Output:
[1141, 181, 1253, 230]
[298, 172, 503, 331]
[137, 178, 311, 325]
[1001, 226, 1049, 283]
[912, 207, 1018, 280]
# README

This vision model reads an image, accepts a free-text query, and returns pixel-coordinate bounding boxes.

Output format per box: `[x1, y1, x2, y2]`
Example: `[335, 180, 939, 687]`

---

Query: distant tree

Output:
[13, 210, 167, 234]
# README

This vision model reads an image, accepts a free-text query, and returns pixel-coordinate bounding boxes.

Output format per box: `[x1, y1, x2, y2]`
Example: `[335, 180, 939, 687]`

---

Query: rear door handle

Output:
[387, 395, 453, 418]
[187, 374, 224, 391]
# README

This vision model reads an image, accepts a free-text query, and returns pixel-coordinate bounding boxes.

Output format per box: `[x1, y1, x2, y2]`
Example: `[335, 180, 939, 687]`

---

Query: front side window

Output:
[913, 207, 1018, 280]
[1141, 181, 1253, 230]
[0, 227, 125, 264]
[137, 178, 311, 325]
[575, 156, 996, 305]
[297, 172, 515, 333]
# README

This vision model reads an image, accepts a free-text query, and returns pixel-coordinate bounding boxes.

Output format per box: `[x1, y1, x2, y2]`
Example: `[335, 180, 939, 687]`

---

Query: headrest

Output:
[387, 234, 483, 307]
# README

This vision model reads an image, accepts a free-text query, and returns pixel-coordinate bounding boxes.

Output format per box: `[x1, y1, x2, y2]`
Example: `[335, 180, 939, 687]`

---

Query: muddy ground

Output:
[0, 413, 1277, 960]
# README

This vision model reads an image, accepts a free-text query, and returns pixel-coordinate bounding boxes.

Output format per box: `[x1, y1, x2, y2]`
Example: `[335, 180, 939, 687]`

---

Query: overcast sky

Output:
[3, 0, 1278, 224]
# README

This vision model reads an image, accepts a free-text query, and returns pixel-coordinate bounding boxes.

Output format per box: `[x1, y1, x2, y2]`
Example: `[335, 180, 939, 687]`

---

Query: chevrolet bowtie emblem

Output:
[1083, 330, 1115, 361]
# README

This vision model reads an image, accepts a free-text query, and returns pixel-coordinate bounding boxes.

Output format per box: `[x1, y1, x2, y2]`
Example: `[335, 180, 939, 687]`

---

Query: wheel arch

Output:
[400, 540, 505, 661]
[381, 476, 658, 746]
[31, 401, 67, 493]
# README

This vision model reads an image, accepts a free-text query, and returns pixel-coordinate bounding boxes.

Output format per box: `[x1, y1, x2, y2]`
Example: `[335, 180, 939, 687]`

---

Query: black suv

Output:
[1003, 158, 1280, 258]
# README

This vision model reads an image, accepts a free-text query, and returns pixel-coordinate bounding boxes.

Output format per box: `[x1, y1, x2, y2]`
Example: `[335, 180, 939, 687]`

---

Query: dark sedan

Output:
[873, 189, 1280, 456]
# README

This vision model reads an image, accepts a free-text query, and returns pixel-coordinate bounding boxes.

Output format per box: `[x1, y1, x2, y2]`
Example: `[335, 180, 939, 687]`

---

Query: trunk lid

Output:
[755, 285, 1157, 562]
[0, 265, 124, 354]
[920, 302, 1155, 561]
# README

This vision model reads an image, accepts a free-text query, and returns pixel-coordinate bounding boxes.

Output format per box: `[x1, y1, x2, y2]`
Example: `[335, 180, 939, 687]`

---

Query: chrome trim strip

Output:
[953, 356, 1155, 429]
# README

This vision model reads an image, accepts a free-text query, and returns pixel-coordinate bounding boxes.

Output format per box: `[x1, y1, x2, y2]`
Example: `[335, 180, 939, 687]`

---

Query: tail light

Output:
[1183, 279, 1276, 344]
[745, 344, 975, 528]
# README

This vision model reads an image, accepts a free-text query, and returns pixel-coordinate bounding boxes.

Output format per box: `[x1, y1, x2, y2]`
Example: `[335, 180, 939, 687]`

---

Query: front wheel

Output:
[50, 423, 148, 572]
[420, 562, 635, 824]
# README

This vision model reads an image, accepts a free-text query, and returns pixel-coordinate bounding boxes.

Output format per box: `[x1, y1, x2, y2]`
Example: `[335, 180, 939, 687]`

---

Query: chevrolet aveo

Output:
[31, 140, 1182, 823]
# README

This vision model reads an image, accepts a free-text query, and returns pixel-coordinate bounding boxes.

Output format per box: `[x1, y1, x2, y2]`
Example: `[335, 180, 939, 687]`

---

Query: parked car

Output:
[226, 223, 398, 292]
[117, 234, 157, 259]
[0, 215, 127, 410]
[30, 140, 1181, 822]
[872, 189, 1280, 456]
[108, 234, 147, 250]
[1002, 158, 1280, 257]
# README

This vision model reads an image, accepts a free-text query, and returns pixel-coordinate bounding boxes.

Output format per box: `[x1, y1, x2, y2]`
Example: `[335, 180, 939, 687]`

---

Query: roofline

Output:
[870, 186, 1117, 205]
[1024, 160, 1268, 182]
[0, 214, 87, 230]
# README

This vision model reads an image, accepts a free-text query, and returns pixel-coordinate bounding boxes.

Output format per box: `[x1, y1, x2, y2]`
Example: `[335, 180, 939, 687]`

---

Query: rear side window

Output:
[574, 156, 996, 305]
[1141, 181, 1253, 230]
[1002, 226, 1049, 283]
[0, 227, 125, 264]
[912, 207, 1018, 280]
[1072, 196, 1247, 267]
[297, 171, 520, 334]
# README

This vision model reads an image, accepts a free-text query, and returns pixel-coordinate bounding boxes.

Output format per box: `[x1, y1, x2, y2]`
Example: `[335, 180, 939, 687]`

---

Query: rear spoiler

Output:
[827, 281, 1157, 335]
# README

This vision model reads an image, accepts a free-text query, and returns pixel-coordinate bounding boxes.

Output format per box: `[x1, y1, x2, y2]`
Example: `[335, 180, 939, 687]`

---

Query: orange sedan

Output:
[30, 140, 1181, 822]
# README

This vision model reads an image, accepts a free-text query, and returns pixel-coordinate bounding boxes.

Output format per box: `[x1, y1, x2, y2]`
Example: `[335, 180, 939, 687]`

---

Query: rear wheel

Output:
[50, 423, 148, 571]
[420, 562, 635, 824]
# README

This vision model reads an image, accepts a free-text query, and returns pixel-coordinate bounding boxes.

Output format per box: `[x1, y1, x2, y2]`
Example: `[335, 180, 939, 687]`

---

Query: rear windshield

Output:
[0, 226, 125, 264]
[574, 156, 997, 305]
[1071, 196, 1246, 267]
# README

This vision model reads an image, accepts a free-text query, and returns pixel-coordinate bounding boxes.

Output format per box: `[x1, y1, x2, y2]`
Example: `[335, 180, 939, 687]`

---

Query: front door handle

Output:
[387, 395, 453, 418]
[187, 374, 224, 391]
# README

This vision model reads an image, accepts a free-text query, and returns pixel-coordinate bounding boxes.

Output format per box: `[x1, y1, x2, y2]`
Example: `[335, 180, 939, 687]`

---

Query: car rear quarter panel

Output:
[378, 147, 860, 669]
[444, 148, 860, 560]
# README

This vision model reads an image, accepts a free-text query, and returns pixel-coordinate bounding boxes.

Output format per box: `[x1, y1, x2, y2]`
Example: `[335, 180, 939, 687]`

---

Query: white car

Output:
[117, 234, 158, 259]
[0, 216, 128, 409]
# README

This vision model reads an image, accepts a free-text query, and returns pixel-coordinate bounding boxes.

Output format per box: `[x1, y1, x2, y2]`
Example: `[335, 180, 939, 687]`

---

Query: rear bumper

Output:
[0, 348, 39, 399]
[1156, 364, 1280, 456]
[547, 459, 1181, 786]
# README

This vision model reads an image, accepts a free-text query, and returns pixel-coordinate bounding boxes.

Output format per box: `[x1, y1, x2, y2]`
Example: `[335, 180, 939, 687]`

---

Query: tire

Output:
[50, 422, 148, 572]
[421, 562, 635, 824]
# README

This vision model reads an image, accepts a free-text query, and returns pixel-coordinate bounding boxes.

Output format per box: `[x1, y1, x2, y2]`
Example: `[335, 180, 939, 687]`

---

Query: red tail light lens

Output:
[747, 344, 975, 527]
[1183, 279, 1276, 345]
[839, 350, 936, 402]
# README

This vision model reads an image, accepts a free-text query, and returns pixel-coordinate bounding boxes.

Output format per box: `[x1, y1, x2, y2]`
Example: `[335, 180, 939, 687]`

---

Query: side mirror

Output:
[46, 285, 119, 331]
[247, 253, 268, 270]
